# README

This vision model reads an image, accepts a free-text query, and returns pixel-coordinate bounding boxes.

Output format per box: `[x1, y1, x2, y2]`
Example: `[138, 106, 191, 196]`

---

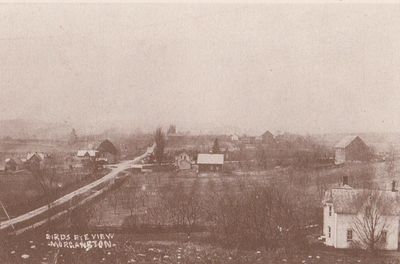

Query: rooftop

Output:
[26, 152, 46, 161]
[77, 150, 98, 157]
[323, 186, 400, 215]
[97, 139, 118, 155]
[334, 135, 360, 149]
[197, 153, 224, 165]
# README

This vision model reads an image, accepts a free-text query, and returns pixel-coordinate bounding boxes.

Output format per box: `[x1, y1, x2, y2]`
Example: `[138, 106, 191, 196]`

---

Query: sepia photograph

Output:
[2, 1, 400, 263]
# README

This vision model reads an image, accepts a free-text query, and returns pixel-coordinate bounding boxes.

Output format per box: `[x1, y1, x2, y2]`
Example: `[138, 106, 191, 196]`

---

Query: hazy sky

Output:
[1, 3, 400, 135]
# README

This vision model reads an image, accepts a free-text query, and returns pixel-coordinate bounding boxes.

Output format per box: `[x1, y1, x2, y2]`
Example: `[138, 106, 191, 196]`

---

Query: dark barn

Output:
[334, 135, 370, 165]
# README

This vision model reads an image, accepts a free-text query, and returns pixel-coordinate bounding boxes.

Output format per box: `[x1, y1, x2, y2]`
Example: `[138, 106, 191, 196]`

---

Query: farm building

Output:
[197, 153, 224, 172]
[26, 152, 47, 169]
[97, 139, 119, 164]
[5, 158, 24, 171]
[323, 182, 400, 250]
[334, 136, 370, 165]
[230, 134, 239, 142]
[27, 152, 46, 161]
[77, 150, 98, 160]
[175, 151, 192, 170]
[261, 130, 275, 145]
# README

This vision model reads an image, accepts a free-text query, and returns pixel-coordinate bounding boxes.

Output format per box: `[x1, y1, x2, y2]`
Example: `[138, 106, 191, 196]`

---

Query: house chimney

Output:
[392, 180, 397, 192]
[343, 176, 349, 186]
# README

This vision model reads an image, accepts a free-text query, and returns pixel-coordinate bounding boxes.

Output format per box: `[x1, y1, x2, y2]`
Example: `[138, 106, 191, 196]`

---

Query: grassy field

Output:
[0, 167, 110, 218]
[3, 230, 400, 264]
[87, 160, 395, 229]
[1, 159, 398, 263]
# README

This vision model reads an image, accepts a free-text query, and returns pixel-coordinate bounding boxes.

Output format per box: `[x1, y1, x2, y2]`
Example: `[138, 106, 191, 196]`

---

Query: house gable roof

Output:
[77, 150, 98, 157]
[262, 130, 274, 138]
[27, 152, 45, 161]
[5, 157, 23, 165]
[197, 154, 224, 165]
[323, 187, 400, 215]
[334, 135, 363, 149]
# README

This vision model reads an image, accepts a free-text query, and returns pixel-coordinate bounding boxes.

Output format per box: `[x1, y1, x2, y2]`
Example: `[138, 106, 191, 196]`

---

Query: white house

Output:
[77, 150, 98, 161]
[175, 151, 192, 170]
[323, 183, 400, 250]
[230, 134, 239, 142]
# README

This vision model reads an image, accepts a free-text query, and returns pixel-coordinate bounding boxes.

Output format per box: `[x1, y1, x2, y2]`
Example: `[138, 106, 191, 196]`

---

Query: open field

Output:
[0, 168, 110, 218]
[87, 160, 395, 229]
[1, 154, 398, 263]
[3, 230, 400, 264]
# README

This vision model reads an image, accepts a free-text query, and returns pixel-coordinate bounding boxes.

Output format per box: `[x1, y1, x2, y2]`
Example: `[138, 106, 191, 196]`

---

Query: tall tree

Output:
[167, 125, 176, 134]
[212, 138, 220, 154]
[154, 127, 166, 164]
[386, 144, 396, 178]
[68, 128, 78, 145]
[256, 145, 269, 169]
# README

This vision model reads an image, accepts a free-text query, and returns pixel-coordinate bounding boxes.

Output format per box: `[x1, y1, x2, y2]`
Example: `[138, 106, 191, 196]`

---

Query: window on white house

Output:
[328, 226, 331, 238]
[347, 229, 353, 241]
[381, 231, 387, 243]
[329, 206, 332, 216]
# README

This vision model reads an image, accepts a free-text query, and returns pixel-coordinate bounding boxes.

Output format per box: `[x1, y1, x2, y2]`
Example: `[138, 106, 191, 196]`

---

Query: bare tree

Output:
[108, 191, 121, 214]
[91, 203, 105, 226]
[212, 138, 220, 154]
[154, 127, 166, 165]
[255, 145, 270, 170]
[386, 144, 396, 178]
[352, 190, 390, 251]
[181, 179, 202, 236]
[209, 179, 310, 253]
[27, 155, 57, 225]
[167, 124, 176, 134]
[69, 205, 96, 232]
[123, 182, 138, 217]
[68, 128, 78, 145]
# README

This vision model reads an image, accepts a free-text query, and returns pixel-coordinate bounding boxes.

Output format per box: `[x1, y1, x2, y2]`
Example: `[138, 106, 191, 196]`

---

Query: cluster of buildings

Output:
[174, 151, 224, 173]
[1, 139, 119, 173]
[1, 152, 51, 172]
[171, 133, 393, 250]
[230, 130, 275, 149]
[76, 139, 119, 165]
[171, 133, 373, 174]
[322, 136, 399, 250]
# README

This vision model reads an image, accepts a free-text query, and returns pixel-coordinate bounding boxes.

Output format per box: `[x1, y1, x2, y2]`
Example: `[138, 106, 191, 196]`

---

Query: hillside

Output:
[0, 119, 72, 140]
